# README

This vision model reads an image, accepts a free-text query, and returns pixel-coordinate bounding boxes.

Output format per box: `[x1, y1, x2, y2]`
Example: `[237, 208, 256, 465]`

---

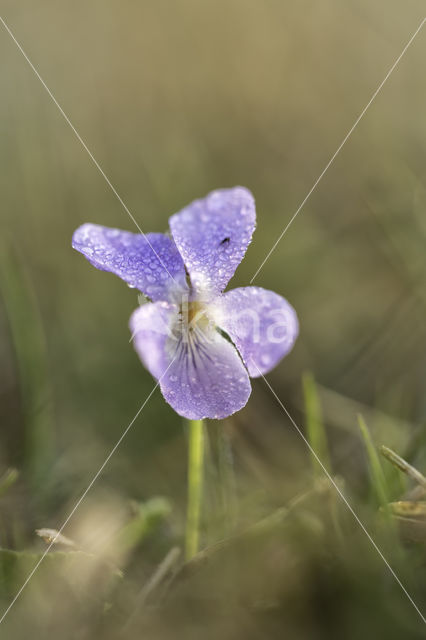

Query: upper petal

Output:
[169, 187, 256, 297]
[130, 304, 251, 420]
[72, 224, 188, 302]
[212, 287, 299, 377]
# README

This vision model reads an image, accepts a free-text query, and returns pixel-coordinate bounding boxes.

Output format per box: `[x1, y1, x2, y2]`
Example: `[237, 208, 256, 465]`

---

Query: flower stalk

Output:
[185, 419, 205, 560]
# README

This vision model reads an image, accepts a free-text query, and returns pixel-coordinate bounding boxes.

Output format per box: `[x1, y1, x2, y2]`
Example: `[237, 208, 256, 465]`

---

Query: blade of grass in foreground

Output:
[358, 416, 404, 560]
[357, 414, 390, 509]
[302, 372, 331, 477]
[303, 372, 345, 543]
[0, 246, 54, 500]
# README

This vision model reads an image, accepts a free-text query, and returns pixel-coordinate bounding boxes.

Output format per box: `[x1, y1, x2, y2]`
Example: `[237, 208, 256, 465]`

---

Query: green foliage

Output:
[0, 469, 19, 499]
[303, 372, 331, 476]
[357, 414, 390, 509]
[0, 548, 120, 600]
[117, 496, 172, 556]
[0, 247, 53, 500]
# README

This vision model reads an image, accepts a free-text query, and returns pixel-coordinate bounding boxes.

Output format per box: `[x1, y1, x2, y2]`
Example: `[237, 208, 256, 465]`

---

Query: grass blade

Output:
[302, 372, 331, 476]
[357, 414, 389, 508]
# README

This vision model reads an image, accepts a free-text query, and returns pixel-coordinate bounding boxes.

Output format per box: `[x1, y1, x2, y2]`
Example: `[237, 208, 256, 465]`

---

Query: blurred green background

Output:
[0, 1, 425, 638]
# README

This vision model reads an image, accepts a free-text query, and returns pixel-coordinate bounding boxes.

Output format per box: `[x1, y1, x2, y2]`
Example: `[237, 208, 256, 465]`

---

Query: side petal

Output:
[169, 187, 256, 297]
[129, 301, 179, 379]
[212, 287, 299, 377]
[130, 305, 251, 420]
[72, 224, 188, 302]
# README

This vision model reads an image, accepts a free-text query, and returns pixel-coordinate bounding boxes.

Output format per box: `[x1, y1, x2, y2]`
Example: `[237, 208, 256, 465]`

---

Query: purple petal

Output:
[213, 287, 299, 377]
[129, 301, 178, 379]
[169, 187, 256, 297]
[72, 224, 188, 302]
[130, 304, 251, 420]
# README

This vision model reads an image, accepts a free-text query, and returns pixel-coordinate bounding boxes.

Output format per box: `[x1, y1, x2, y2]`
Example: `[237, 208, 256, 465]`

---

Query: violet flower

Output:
[72, 187, 298, 420]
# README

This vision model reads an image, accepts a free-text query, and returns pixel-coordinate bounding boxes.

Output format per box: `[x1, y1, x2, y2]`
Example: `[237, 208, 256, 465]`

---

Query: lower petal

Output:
[161, 330, 251, 420]
[213, 286, 299, 377]
[130, 305, 251, 420]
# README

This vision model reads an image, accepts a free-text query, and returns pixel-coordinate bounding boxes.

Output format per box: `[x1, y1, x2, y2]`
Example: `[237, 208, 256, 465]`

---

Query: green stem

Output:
[185, 419, 205, 560]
